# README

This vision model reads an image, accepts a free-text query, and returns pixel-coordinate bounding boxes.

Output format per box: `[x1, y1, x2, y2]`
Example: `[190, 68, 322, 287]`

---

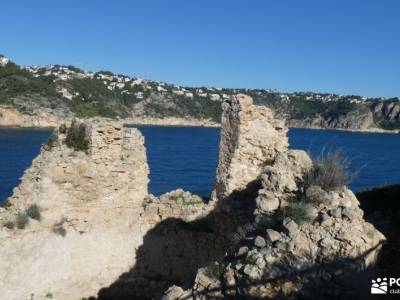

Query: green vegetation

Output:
[26, 204, 41, 221]
[304, 149, 353, 192]
[53, 218, 67, 237]
[65, 121, 89, 152]
[3, 203, 42, 230]
[16, 213, 29, 229]
[204, 262, 225, 280]
[3, 221, 15, 229]
[43, 131, 58, 151]
[1, 58, 399, 130]
[59, 123, 67, 134]
[0, 199, 12, 209]
[0, 62, 59, 101]
[279, 202, 314, 225]
[373, 113, 400, 130]
[66, 78, 118, 118]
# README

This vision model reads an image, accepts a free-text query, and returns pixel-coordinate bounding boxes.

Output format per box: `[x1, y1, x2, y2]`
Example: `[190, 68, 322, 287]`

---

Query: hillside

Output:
[0, 54, 399, 131]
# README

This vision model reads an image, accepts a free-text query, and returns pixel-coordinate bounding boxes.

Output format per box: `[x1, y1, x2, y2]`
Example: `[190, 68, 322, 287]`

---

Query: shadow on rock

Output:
[177, 242, 387, 300]
[95, 180, 261, 300]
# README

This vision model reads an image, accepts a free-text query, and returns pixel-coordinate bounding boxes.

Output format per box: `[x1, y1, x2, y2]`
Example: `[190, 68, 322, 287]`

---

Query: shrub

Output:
[0, 199, 12, 208]
[16, 213, 29, 229]
[53, 218, 67, 237]
[59, 123, 67, 134]
[279, 202, 314, 225]
[26, 204, 41, 221]
[3, 221, 15, 229]
[43, 131, 58, 151]
[65, 121, 89, 152]
[203, 262, 224, 280]
[304, 149, 353, 192]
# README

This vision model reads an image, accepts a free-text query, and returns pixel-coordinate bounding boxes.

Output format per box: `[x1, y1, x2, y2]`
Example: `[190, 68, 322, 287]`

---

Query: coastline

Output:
[288, 124, 400, 135]
[0, 108, 398, 133]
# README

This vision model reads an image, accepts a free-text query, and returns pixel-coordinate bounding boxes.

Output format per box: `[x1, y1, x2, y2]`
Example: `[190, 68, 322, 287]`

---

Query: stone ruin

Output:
[0, 95, 386, 300]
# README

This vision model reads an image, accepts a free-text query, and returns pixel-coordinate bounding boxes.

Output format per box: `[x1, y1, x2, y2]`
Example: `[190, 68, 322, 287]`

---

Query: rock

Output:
[282, 218, 299, 235]
[237, 246, 249, 256]
[329, 208, 342, 219]
[342, 207, 355, 220]
[266, 229, 281, 243]
[254, 236, 266, 248]
[162, 285, 184, 300]
[256, 190, 280, 212]
[224, 267, 237, 296]
[305, 185, 330, 203]
[212, 94, 288, 201]
[162, 94, 386, 300]
[0, 121, 150, 300]
[243, 264, 261, 280]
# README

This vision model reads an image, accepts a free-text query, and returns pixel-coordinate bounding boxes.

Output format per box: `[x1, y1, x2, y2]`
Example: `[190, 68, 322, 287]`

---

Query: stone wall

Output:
[0, 121, 150, 300]
[212, 94, 288, 201]
[162, 95, 386, 300]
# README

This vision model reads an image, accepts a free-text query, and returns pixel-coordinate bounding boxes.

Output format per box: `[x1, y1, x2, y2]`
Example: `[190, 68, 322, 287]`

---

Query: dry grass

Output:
[304, 149, 354, 192]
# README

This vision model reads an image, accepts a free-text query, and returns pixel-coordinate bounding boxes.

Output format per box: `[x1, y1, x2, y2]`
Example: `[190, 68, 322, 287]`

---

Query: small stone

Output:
[320, 212, 329, 222]
[282, 218, 298, 235]
[275, 241, 287, 251]
[256, 191, 279, 213]
[254, 236, 266, 248]
[234, 263, 243, 270]
[329, 208, 342, 219]
[266, 229, 281, 243]
[341, 208, 354, 220]
[319, 238, 334, 249]
[237, 246, 249, 256]
[243, 264, 261, 280]
[162, 285, 184, 300]
[224, 267, 236, 287]
[255, 256, 266, 269]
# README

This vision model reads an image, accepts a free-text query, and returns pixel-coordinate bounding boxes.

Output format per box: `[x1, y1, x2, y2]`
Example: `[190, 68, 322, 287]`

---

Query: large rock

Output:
[0, 120, 149, 300]
[212, 94, 288, 201]
[162, 94, 386, 300]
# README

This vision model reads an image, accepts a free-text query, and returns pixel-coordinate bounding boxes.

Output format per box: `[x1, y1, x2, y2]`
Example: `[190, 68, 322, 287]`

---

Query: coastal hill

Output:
[0, 54, 399, 131]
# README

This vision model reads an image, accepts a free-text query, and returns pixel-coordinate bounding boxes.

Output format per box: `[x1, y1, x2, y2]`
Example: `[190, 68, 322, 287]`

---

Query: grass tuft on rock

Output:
[279, 202, 314, 225]
[304, 149, 354, 192]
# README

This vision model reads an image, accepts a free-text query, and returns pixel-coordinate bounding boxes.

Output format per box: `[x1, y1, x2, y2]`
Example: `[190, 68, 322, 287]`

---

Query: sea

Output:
[0, 126, 399, 202]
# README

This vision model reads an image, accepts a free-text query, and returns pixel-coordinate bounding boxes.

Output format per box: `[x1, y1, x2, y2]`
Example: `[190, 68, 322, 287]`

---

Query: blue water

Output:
[0, 128, 52, 202]
[0, 126, 399, 202]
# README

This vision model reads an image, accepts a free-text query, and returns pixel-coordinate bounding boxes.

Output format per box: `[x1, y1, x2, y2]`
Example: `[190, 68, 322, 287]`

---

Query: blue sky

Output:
[0, 0, 399, 98]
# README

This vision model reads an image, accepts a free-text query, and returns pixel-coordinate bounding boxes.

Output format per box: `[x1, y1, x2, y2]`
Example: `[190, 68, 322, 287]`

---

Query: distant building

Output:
[172, 90, 184, 96]
[210, 94, 221, 101]
[134, 92, 144, 99]
[185, 92, 194, 98]
[0, 55, 10, 66]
